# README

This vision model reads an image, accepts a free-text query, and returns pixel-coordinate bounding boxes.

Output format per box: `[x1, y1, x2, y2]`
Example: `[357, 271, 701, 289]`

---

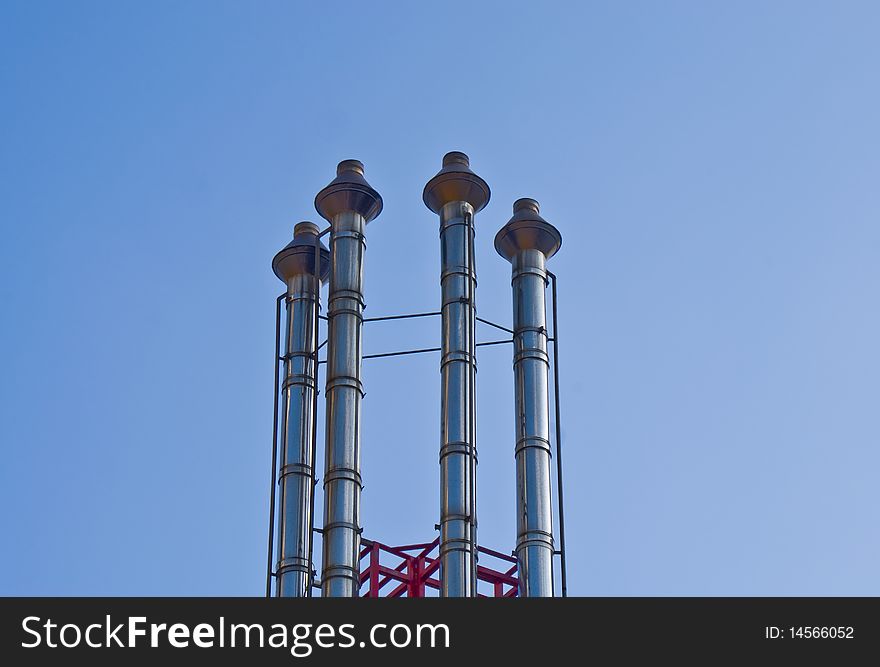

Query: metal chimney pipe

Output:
[423, 152, 490, 597]
[271, 221, 330, 597]
[315, 160, 382, 597]
[494, 198, 562, 597]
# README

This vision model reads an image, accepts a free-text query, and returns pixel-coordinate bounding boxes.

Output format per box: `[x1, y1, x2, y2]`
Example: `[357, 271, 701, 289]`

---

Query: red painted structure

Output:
[358, 537, 518, 598]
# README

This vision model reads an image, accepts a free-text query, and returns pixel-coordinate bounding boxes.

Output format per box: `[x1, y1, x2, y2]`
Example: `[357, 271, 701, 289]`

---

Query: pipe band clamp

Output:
[325, 376, 364, 395]
[277, 558, 311, 572]
[513, 349, 550, 365]
[512, 266, 549, 283]
[321, 566, 359, 580]
[282, 374, 318, 391]
[514, 325, 547, 335]
[439, 514, 475, 524]
[326, 311, 365, 324]
[330, 229, 366, 244]
[515, 435, 552, 455]
[322, 521, 362, 533]
[286, 292, 319, 303]
[439, 441, 477, 460]
[279, 462, 314, 480]
[322, 467, 363, 486]
[440, 268, 477, 282]
[439, 219, 475, 233]
[516, 533, 555, 550]
[441, 350, 475, 363]
[439, 540, 474, 556]
[282, 350, 318, 361]
[327, 295, 365, 309]
[440, 297, 475, 310]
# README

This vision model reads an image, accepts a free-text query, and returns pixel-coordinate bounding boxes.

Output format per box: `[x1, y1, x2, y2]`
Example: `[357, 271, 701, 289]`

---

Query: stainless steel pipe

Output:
[316, 160, 382, 597]
[494, 198, 562, 597]
[424, 152, 490, 597]
[271, 222, 330, 597]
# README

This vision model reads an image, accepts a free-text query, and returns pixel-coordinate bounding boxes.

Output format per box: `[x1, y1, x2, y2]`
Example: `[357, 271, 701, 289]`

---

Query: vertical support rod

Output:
[266, 293, 284, 598]
[306, 230, 329, 594]
[466, 208, 479, 595]
[549, 271, 568, 597]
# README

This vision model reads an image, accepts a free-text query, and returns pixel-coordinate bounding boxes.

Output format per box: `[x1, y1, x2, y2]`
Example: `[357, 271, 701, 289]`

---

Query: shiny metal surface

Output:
[495, 198, 561, 597]
[423, 151, 490, 215]
[316, 161, 382, 597]
[272, 222, 329, 597]
[424, 152, 490, 597]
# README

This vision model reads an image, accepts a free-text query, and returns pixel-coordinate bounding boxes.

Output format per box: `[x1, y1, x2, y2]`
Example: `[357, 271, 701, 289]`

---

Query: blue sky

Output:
[1, 1, 878, 595]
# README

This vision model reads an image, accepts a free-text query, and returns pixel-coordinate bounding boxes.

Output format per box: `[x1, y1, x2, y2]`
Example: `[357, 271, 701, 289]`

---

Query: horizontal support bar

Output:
[362, 346, 441, 360]
[364, 311, 441, 323]
[318, 341, 512, 365]
[475, 339, 513, 348]
[476, 316, 514, 335]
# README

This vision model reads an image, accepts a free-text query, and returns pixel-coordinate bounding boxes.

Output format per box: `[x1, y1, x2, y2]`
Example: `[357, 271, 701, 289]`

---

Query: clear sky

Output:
[1, 1, 878, 596]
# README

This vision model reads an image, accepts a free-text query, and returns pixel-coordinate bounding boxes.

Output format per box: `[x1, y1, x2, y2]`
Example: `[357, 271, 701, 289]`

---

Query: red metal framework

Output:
[358, 537, 518, 598]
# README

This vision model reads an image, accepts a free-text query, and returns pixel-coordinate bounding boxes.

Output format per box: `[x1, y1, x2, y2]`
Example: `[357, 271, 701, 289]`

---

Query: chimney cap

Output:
[315, 159, 383, 222]
[293, 220, 321, 237]
[442, 151, 470, 167]
[337, 159, 364, 176]
[513, 198, 540, 214]
[272, 220, 331, 283]
[423, 151, 490, 214]
[494, 199, 562, 262]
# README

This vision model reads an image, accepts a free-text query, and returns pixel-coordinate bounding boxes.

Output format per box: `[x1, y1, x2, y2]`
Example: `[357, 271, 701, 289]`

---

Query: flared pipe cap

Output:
[272, 220, 331, 283]
[423, 151, 491, 214]
[314, 159, 383, 223]
[494, 198, 563, 262]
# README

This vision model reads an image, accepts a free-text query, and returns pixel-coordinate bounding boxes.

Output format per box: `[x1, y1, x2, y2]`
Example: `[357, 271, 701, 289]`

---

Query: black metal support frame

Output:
[548, 270, 568, 597]
[266, 233, 568, 598]
[266, 293, 284, 597]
